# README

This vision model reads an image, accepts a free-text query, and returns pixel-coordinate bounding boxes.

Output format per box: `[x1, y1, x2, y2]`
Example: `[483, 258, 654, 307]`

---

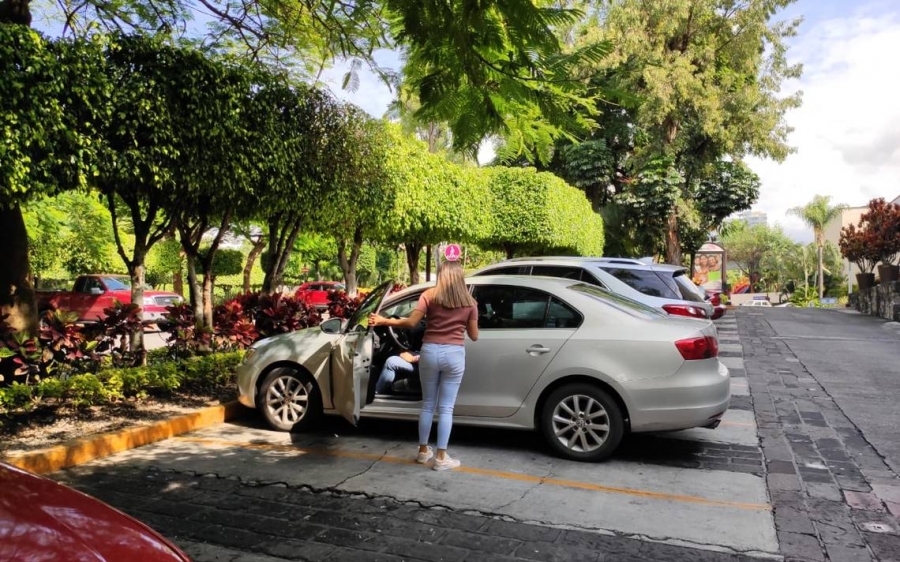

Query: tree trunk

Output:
[817, 244, 825, 300]
[425, 245, 432, 282]
[128, 259, 147, 366]
[0, 205, 38, 335]
[243, 238, 266, 293]
[201, 273, 214, 329]
[406, 243, 421, 285]
[173, 262, 184, 297]
[337, 229, 363, 297]
[185, 255, 203, 324]
[665, 211, 682, 265]
[263, 217, 302, 294]
[0, 0, 32, 25]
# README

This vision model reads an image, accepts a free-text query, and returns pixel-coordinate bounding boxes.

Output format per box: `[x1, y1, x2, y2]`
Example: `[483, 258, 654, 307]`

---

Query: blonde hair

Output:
[430, 261, 476, 309]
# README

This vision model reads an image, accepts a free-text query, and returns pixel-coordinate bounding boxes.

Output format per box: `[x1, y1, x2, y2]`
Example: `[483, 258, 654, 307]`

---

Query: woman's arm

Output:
[466, 316, 479, 342]
[369, 309, 425, 329]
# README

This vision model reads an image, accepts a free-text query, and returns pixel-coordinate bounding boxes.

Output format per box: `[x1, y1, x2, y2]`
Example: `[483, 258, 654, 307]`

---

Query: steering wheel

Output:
[386, 315, 427, 351]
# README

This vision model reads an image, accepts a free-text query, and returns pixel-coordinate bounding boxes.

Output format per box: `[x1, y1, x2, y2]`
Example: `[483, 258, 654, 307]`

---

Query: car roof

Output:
[386, 275, 590, 302]
[477, 256, 686, 273]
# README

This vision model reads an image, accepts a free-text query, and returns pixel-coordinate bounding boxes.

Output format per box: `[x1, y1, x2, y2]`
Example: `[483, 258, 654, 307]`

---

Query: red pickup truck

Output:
[36, 275, 183, 325]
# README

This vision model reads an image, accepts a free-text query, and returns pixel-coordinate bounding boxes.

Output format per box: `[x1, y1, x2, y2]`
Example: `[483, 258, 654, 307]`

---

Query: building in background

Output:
[734, 210, 768, 227]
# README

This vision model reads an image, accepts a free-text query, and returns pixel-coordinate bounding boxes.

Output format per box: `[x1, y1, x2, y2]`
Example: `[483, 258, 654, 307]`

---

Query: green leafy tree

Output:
[721, 221, 792, 292]
[597, 0, 802, 264]
[0, 27, 110, 334]
[788, 195, 846, 300]
[378, 128, 492, 284]
[22, 196, 68, 285]
[482, 166, 604, 259]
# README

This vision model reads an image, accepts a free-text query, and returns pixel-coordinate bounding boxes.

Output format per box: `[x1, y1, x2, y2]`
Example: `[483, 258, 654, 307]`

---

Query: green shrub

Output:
[0, 383, 35, 412]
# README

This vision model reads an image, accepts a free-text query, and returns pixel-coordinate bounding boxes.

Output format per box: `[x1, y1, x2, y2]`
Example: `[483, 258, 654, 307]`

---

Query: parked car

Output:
[237, 276, 730, 462]
[35, 275, 183, 326]
[295, 281, 346, 310]
[0, 462, 190, 561]
[470, 257, 715, 320]
[741, 299, 773, 307]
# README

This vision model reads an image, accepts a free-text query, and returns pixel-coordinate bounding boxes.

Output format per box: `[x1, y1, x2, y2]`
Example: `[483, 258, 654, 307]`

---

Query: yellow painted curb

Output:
[3, 400, 250, 475]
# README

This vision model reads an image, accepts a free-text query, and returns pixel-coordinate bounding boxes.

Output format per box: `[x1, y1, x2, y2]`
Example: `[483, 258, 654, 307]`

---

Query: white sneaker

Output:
[416, 447, 434, 464]
[431, 456, 461, 471]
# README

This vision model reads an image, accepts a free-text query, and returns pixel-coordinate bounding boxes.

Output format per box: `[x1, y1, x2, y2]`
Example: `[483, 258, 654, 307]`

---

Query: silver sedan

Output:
[236, 276, 730, 461]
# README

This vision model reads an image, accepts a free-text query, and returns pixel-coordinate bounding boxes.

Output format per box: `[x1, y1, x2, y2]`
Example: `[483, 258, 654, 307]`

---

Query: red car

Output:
[0, 462, 190, 561]
[295, 281, 345, 310]
[36, 274, 183, 326]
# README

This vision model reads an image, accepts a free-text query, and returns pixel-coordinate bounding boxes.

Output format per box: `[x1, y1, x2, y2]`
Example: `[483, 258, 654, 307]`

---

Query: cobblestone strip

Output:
[58, 466, 770, 562]
[737, 310, 900, 562]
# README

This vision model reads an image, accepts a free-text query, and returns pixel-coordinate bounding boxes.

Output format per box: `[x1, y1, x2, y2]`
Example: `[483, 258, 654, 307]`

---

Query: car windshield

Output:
[346, 281, 394, 332]
[101, 276, 131, 290]
[568, 283, 666, 319]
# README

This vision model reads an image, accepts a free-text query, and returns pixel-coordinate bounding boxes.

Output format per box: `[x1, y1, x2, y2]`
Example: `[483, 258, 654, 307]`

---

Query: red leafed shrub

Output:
[839, 223, 879, 274]
[161, 303, 211, 357]
[39, 309, 96, 367]
[256, 293, 322, 338]
[859, 198, 900, 265]
[327, 290, 367, 320]
[389, 283, 407, 295]
[213, 299, 259, 349]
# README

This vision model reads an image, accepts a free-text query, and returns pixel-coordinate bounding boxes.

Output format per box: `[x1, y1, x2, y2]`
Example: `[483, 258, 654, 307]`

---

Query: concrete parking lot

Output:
[53, 310, 900, 561]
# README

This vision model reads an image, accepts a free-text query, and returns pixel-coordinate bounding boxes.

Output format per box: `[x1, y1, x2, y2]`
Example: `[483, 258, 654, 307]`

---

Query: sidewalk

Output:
[737, 308, 900, 562]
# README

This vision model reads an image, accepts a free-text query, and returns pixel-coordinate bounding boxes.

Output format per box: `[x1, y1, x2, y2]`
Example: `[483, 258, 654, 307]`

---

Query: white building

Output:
[734, 210, 768, 227]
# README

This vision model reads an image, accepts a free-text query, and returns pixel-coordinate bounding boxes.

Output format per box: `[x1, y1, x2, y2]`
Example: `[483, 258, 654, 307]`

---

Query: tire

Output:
[540, 383, 624, 462]
[258, 367, 323, 432]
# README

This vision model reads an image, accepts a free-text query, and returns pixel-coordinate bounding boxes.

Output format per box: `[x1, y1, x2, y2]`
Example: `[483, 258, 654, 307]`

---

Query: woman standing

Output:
[369, 260, 479, 471]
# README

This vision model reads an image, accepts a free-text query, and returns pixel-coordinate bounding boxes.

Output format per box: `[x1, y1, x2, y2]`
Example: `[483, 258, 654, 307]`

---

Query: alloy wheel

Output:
[265, 375, 309, 425]
[551, 394, 610, 453]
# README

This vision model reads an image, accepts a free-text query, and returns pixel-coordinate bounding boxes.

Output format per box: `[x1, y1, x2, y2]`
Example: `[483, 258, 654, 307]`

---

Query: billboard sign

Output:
[693, 242, 726, 293]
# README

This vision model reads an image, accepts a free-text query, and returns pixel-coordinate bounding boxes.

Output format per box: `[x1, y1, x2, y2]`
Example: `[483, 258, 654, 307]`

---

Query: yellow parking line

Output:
[173, 436, 770, 512]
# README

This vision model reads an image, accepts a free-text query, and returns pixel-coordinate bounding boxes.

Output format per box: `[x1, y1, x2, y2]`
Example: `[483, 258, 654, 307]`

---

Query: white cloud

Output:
[745, 6, 900, 243]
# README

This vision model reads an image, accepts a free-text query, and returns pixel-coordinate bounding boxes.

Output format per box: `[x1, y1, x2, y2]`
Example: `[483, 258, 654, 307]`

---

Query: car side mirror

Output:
[320, 317, 343, 334]
[89, 287, 104, 296]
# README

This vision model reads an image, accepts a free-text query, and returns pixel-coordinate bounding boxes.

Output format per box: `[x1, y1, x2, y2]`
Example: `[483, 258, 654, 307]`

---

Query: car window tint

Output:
[85, 278, 104, 292]
[471, 285, 549, 329]
[73, 277, 87, 293]
[600, 267, 679, 299]
[545, 298, 582, 328]
[672, 273, 706, 303]
[380, 295, 420, 318]
[476, 265, 531, 276]
[531, 265, 583, 281]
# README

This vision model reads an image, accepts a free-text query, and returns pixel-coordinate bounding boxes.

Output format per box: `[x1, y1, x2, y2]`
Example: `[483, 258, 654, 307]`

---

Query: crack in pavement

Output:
[331, 447, 389, 489]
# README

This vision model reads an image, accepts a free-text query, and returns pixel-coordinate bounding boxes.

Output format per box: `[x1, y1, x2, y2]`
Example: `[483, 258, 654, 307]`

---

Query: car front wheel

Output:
[259, 367, 322, 432]
[540, 383, 624, 462]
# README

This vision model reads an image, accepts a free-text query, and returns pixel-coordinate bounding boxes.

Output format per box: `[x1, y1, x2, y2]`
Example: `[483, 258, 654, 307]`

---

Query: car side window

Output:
[545, 298, 582, 328]
[531, 265, 583, 281]
[471, 285, 550, 329]
[600, 267, 679, 299]
[380, 295, 420, 318]
[73, 277, 87, 293]
[80, 278, 102, 294]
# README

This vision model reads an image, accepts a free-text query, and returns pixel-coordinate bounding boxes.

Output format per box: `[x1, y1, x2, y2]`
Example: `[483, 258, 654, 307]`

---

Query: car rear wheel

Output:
[259, 367, 322, 432]
[540, 383, 624, 462]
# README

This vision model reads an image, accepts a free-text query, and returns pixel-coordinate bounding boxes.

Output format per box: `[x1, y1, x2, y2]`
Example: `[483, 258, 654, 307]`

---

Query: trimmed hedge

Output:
[0, 351, 244, 414]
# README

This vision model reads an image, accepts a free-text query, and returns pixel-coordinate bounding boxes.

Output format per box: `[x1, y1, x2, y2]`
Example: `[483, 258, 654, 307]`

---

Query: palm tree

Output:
[788, 196, 847, 300]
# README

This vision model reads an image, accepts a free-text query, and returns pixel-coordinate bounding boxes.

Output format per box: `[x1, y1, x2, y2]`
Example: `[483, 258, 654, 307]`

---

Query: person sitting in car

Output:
[376, 350, 420, 394]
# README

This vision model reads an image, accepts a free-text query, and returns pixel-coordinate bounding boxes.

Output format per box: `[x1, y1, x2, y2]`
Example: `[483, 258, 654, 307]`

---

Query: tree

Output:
[378, 128, 492, 284]
[313, 109, 391, 296]
[0, 27, 110, 333]
[721, 221, 792, 292]
[482, 166, 604, 259]
[598, 0, 802, 264]
[788, 195, 846, 300]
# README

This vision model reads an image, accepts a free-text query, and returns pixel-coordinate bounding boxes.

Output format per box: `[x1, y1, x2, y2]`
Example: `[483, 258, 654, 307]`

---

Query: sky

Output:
[318, 0, 900, 244]
[32, 1, 900, 243]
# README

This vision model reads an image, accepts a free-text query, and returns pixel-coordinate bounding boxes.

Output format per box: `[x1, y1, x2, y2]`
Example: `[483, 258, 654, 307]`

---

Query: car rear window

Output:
[671, 273, 706, 303]
[568, 284, 666, 319]
[599, 267, 679, 299]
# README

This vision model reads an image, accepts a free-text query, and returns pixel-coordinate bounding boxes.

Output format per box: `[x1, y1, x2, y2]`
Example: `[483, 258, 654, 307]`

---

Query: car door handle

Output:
[526, 345, 551, 355]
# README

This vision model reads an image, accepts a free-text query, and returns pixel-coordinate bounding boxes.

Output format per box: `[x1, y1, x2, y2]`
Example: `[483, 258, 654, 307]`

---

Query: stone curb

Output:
[3, 400, 251, 475]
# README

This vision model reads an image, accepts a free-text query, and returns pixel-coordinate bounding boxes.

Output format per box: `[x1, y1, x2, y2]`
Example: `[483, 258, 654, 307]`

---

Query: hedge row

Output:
[0, 351, 244, 415]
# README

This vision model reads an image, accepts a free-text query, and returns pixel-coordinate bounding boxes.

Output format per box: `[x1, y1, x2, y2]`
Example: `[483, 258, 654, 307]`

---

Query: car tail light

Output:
[662, 304, 709, 319]
[675, 336, 719, 360]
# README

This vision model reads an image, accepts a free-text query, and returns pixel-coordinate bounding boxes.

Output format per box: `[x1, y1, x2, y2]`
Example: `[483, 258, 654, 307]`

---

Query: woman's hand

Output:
[369, 313, 387, 327]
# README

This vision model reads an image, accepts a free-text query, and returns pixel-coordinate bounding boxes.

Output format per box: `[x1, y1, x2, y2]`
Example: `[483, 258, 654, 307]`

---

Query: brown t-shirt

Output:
[415, 289, 477, 346]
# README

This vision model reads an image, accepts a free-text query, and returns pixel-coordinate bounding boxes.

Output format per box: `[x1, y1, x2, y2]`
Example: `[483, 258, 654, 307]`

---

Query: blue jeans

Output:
[376, 355, 415, 394]
[418, 343, 466, 450]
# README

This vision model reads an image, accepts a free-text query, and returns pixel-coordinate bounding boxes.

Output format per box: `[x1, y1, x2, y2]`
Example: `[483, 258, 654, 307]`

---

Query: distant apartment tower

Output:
[735, 210, 768, 227]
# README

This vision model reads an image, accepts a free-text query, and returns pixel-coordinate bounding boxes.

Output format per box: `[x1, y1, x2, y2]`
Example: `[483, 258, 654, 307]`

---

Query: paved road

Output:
[55, 314, 784, 560]
[762, 309, 900, 474]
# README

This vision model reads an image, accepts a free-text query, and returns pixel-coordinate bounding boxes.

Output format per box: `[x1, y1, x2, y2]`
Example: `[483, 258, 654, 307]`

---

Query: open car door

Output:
[330, 281, 395, 425]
